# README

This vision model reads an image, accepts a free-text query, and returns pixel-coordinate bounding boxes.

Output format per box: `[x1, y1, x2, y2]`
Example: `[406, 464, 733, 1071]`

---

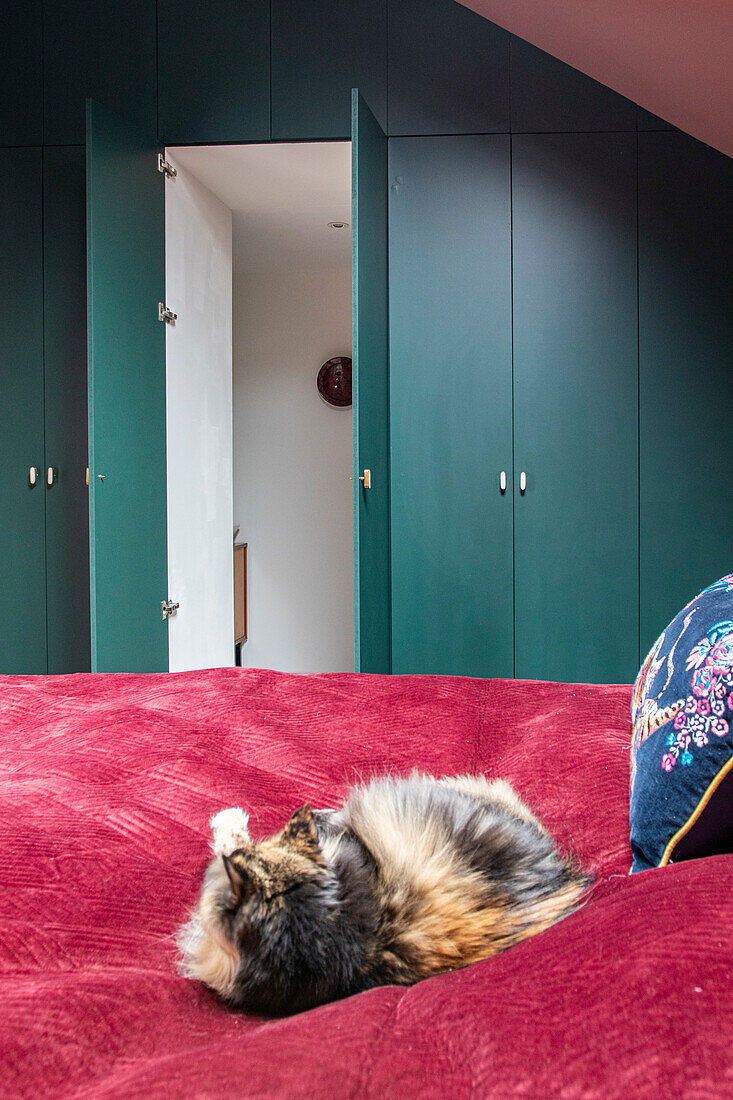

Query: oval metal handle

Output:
[47, 466, 57, 487]
[499, 471, 507, 493]
[29, 466, 38, 487]
[520, 471, 527, 493]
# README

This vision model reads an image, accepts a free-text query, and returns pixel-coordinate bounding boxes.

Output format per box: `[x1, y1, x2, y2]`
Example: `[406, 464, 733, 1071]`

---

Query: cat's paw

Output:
[210, 807, 251, 856]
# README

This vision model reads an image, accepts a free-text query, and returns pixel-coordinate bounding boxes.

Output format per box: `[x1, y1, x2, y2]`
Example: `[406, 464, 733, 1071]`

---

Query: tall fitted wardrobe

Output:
[1, 0, 731, 679]
[390, 130, 732, 683]
[390, 132, 638, 683]
[0, 147, 89, 674]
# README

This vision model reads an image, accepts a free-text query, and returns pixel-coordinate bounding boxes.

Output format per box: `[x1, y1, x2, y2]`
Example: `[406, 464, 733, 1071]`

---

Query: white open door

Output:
[163, 152, 234, 671]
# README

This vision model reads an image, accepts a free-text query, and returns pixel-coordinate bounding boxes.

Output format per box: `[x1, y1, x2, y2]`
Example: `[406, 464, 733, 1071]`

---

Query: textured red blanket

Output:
[0, 669, 730, 1097]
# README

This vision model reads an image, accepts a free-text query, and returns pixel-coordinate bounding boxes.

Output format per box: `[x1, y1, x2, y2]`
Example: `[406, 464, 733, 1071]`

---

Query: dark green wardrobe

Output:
[389, 136, 514, 677]
[0, 149, 46, 674]
[638, 132, 733, 656]
[352, 92, 392, 674]
[511, 133, 638, 683]
[82, 90, 391, 674]
[0, 146, 90, 675]
[389, 132, 639, 683]
[86, 102, 168, 673]
[389, 129, 731, 683]
[2, 0, 732, 679]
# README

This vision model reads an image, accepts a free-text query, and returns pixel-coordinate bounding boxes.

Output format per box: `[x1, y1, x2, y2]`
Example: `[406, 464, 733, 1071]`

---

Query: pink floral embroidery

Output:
[632, 581, 733, 785]
[692, 664, 716, 697]
[660, 652, 733, 771]
[708, 636, 733, 674]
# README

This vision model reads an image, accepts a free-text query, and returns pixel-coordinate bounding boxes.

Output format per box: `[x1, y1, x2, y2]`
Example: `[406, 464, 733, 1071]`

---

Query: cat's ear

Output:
[222, 852, 256, 902]
[281, 804, 321, 857]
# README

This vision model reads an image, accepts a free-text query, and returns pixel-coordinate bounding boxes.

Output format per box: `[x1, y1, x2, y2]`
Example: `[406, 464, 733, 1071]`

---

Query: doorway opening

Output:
[163, 142, 353, 674]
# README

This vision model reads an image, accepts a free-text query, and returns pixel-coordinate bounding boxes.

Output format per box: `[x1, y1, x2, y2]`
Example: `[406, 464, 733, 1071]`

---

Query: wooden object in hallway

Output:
[234, 542, 247, 646]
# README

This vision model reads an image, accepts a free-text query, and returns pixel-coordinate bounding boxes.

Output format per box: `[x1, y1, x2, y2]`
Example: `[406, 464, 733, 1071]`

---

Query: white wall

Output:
[233, 265, 353, 672]
[165, 155, 234, 672]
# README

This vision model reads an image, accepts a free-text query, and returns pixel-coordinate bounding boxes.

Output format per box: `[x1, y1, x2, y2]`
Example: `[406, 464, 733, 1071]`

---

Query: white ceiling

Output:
[168, 142, 352, 275]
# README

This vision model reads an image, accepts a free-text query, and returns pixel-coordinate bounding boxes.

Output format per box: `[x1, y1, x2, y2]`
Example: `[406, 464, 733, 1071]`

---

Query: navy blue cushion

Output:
[630, 575, 733, 872]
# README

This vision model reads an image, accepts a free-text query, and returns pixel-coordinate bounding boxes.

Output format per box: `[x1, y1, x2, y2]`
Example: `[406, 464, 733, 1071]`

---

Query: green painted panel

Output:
[389, 136, 513, 676]
[0, 148, 46, 673]
[639, 133, 733, 658]
[387, 0, 509, 136]
[44, 146, 91, 674]
[352, 91, 390, 673]
[44, 0, 157, 145]
[86, 101, 168, 672]
[0, 0, 42, 145]
[273, 1, 387, 140]
[510, 36, 639, 133]
[157, 0, 270, 144]
[513, 133, 638, 683]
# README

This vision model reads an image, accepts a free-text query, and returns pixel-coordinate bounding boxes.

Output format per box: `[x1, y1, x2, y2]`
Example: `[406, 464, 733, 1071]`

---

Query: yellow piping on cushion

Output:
[658, 754, 733, 867]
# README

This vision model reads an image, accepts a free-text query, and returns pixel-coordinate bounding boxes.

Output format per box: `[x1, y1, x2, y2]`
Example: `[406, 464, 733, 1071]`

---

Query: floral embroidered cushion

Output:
[630, 574, 733, 872]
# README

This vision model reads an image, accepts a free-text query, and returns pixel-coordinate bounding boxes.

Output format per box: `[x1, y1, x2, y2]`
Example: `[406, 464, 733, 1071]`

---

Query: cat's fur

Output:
[177, 773, 591, 1016]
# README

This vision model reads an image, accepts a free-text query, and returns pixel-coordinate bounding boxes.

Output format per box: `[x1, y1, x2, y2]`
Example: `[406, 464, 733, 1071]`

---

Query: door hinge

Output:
[158, 302, 177, 325]
[161, 599, 180, 621]
[157, 153, 177, 179]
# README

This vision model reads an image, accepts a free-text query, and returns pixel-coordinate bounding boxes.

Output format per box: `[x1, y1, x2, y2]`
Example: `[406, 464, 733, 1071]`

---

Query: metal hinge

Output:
[157, 153, 177, 179]
[158, 302, 177, 325]
[161, 599, 180, 621]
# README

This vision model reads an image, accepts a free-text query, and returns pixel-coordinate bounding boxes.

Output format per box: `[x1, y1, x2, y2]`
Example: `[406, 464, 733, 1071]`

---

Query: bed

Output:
[1, 668, 730, 1097]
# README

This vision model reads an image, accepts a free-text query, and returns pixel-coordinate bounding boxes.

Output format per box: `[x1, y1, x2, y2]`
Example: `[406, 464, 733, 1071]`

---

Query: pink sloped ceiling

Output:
[457, 0, 733, 158]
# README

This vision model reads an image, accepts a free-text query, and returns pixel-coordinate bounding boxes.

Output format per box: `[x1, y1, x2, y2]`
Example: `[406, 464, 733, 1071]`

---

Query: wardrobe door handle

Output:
[29, 466, 38, 487]
[519, 471, 527, 494]
[499, 471, 507, 493]
[47, 466, 57, 487]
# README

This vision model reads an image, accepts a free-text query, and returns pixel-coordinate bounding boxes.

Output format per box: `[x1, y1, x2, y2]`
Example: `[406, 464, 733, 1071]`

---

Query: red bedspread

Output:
[0, 669, 730, 1098]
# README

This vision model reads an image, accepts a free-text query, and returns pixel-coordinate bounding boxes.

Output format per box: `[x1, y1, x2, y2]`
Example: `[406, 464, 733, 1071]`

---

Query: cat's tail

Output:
[512, 853, 593, 946]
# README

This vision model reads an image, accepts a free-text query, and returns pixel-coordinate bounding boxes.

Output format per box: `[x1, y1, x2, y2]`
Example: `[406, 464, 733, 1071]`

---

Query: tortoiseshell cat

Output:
[178, 773, 591, 1016]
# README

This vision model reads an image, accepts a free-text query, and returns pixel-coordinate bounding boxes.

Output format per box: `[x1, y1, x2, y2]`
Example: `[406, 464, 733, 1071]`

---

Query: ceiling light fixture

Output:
[327, 221, 349, 229]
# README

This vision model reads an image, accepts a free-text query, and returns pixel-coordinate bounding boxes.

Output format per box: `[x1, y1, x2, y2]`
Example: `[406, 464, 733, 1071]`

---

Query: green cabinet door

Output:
[0, 0, 43, 145]
[44, 147, 91, 673]
[44, 0, 157, 146]
[389, 135, 513, 676]
[388, 0, 509, 136]
[86, 101, 168, 672]
[512, 133, 638, 683]
[639, 133, 733, 657]
[272, 3, 387, 140]
[352, 91, 391, 673]
[0, 148, 46, 673]
[157, 0, 270, 144]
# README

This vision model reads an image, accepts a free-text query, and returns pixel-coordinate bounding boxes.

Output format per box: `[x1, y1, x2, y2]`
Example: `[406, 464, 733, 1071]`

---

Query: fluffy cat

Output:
[177, 773, 591, 1016]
